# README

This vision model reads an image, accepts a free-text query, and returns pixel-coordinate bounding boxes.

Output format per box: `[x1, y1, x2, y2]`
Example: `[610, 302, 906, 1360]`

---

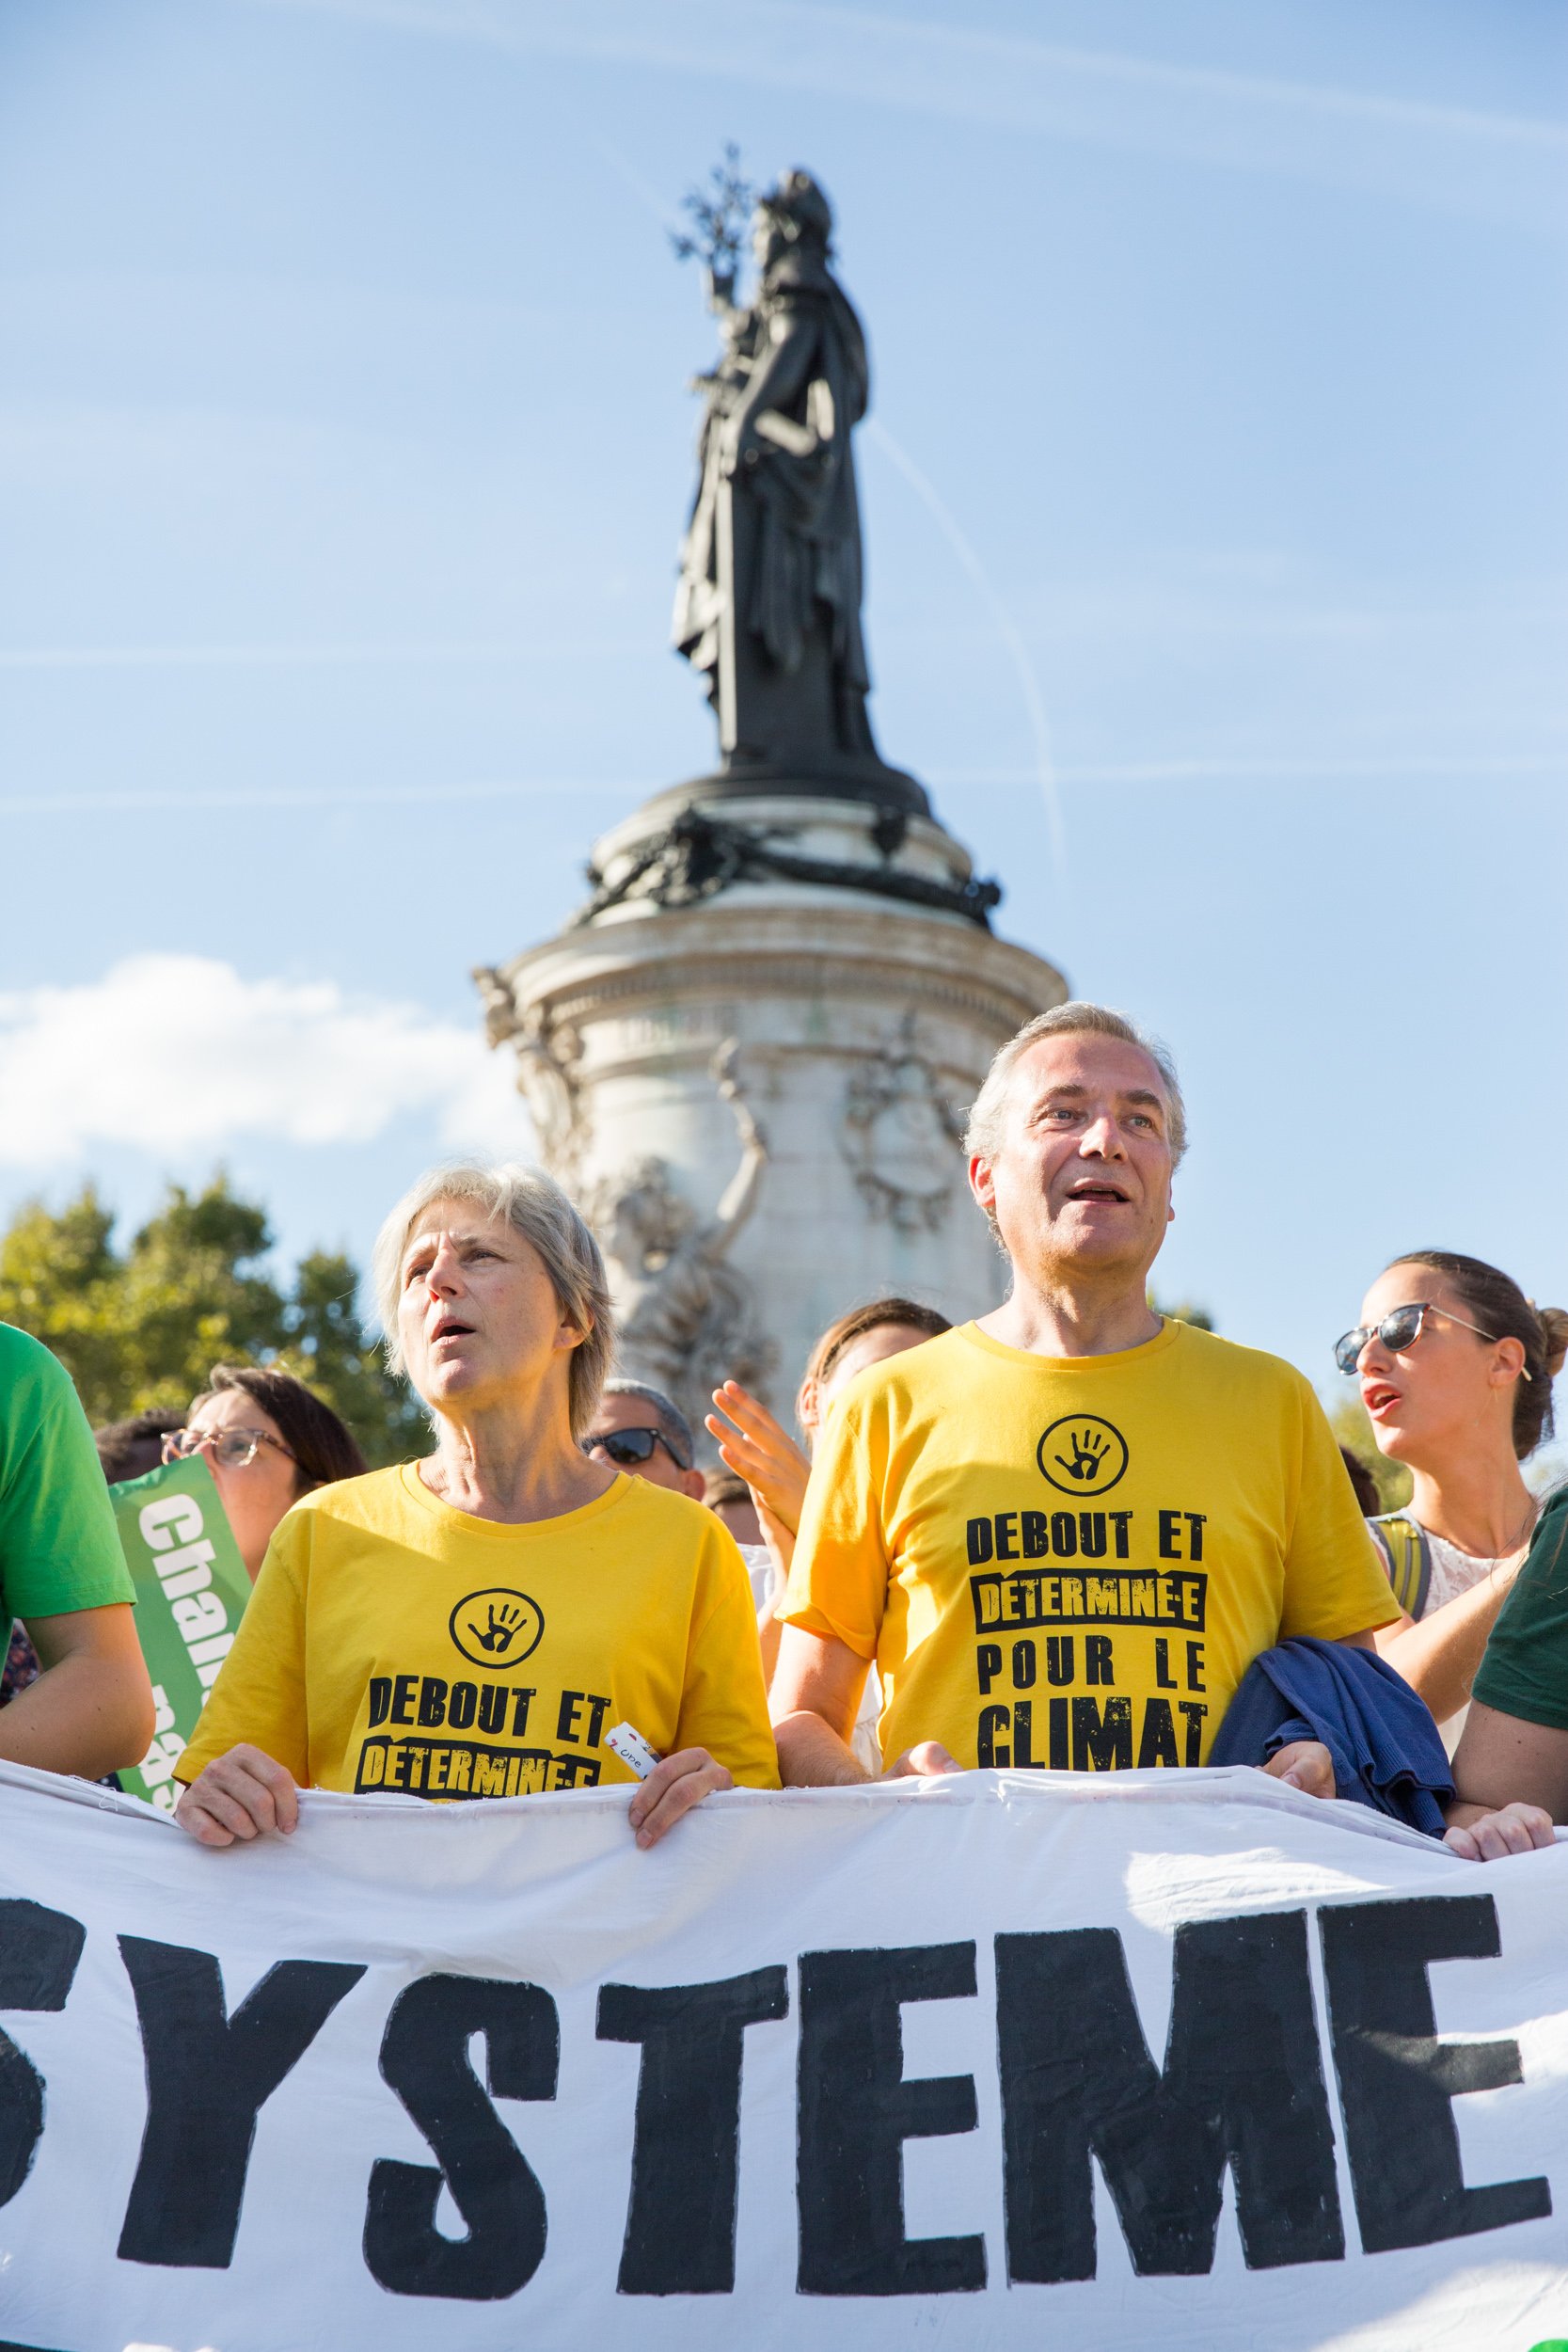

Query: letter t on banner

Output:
[797, 1941, 986, 2296]
[597, 1964, 789, 2293]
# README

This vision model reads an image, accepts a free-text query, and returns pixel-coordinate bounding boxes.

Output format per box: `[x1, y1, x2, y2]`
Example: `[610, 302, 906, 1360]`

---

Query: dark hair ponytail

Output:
[1387, 1251, 1565, 1460]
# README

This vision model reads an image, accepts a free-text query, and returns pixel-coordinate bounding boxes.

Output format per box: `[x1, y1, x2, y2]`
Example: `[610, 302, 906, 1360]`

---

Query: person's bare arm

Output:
[770, 1623, 958, 1785]
[1440, 1702, 1563, 1859]
[1449, 1700, 1568, 1817]
[770, 1624, 868, 1785]
[0, 1606, 155, 1779]
[1373, 1570, 1522, 1724]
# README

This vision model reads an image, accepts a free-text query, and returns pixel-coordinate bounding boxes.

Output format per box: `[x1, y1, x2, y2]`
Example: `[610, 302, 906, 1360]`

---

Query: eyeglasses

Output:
[581, 1424, 690, 1473]
[1332, 1301, 1528, 1380]
[162, 1426, 299, 1471]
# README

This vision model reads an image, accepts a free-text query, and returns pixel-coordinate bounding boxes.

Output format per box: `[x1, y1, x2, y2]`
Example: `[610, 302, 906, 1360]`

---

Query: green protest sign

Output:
[109, 1454, 251, 1811]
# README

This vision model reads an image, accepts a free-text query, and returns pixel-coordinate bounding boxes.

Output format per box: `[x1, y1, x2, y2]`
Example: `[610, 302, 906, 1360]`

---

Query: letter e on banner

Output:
[797, 1942, 986, 2296]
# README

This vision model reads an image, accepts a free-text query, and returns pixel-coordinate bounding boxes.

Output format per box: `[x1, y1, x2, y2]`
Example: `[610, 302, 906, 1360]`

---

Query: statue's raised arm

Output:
[707, 1041, 768, 1250]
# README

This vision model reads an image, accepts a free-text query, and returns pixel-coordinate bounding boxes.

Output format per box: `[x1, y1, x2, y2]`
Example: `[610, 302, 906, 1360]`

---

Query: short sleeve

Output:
[673, 1527, 780, 1788]
[1278, 1375, 1401, 1641]
[778, 1392, 891, 1661]
[176, 1516, 310, 1784]
[0, 1330, 132, 1622]
[1473, 1495, 1568, 1732]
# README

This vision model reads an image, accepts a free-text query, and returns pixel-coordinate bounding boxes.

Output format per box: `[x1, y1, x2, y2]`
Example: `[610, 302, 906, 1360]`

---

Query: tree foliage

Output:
[0, 1176, 424, 1469]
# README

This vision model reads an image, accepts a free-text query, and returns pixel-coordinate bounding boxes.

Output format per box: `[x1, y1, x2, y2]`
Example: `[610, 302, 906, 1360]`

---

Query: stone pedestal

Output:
[479, 786, 1067, 1446]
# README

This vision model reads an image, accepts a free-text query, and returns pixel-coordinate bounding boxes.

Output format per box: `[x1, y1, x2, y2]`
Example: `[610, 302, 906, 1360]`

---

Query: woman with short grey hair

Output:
[174, 1160, 778, 1850]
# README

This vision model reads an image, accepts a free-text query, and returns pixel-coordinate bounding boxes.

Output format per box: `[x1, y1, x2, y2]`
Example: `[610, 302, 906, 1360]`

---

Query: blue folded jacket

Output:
[1210, 1636, 1453, 1839]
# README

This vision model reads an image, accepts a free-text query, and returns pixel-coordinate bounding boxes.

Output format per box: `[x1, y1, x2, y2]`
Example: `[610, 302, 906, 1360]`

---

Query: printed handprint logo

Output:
[1056, 1427, 1110, 1484]
[449, 1587, 545, 1669]
[1036, 1414, 1128, 1497]
[475, 1600, 523, 1653]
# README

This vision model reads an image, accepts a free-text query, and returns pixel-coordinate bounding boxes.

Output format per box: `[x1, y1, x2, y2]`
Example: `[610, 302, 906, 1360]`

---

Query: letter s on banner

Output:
[364, 1974, 560, 2300]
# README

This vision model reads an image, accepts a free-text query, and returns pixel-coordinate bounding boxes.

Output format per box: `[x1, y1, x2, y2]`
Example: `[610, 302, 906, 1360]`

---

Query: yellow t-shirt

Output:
[780, 1319, 1397, 1773]
[178, 1463, 779, 1799]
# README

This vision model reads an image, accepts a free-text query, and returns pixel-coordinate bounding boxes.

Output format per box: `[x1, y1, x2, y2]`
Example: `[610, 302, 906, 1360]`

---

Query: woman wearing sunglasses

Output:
[165, 1366, 369, 1582]
[173, 1162, 777, 1852]
[1335, 1252, 1568, 1732]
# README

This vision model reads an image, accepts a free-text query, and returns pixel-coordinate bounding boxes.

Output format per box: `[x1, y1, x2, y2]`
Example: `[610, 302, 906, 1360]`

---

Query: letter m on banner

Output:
[995, 1911, 1344, 2280]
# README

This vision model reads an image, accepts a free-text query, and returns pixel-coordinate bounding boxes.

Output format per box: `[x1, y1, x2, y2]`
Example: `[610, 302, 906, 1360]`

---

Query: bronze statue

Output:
[673, 167, 902, 794]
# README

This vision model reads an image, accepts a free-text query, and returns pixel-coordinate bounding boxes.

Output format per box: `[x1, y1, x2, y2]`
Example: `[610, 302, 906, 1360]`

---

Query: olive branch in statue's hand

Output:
[670, 142, 755, 287]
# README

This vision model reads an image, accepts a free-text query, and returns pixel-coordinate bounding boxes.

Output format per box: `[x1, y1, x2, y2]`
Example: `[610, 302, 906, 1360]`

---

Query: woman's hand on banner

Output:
[1261, 1741, 1337, 1800]
[175, 1743, 300, 1846]
[626, 1746, 734, 1849]
[1442, 1801, 1556, 1862]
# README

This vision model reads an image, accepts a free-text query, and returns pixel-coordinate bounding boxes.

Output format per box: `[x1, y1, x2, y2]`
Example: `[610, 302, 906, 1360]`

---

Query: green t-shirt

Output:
[1471, 1488, 1568, 1731]
[0, 1323, 133, 1630]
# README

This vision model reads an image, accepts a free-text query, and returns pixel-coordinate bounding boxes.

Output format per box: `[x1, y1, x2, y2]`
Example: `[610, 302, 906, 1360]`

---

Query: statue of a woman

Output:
[673, 170, 880, 775]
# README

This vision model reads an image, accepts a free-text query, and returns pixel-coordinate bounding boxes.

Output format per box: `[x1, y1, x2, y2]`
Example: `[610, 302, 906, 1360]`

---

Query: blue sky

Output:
[1, 0, 1565, 1417]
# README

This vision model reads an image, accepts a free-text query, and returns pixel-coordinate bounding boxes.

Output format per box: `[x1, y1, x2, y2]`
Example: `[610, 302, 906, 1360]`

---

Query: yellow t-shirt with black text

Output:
[178, 1463, 779, 1798]
[780, 1320, 1396, 1773]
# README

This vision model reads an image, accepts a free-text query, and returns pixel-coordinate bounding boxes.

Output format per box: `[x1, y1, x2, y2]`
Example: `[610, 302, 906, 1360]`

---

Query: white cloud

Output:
[0, 954, 531, 1169]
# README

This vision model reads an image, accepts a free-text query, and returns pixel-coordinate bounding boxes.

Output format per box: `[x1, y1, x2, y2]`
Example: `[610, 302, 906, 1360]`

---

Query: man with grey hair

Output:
[584, 1379, 707, 1502]
[771, 1002, 1398, 1789]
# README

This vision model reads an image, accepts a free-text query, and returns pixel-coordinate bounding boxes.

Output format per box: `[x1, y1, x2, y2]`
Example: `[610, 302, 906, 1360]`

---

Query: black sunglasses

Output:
[1332, 1300, 1524, 1380]
[581, 1424, 690, 1472]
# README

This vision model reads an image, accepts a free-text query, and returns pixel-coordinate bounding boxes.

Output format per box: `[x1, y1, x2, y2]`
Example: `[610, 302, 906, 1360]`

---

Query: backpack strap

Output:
[1371, 1514, 1433, 1621]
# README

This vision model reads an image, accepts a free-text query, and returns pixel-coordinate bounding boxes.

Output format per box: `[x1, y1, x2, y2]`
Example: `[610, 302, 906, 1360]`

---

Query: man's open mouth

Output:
[1069, 1182, 1130, 1203]
[1363, 1382, 1401, 1414]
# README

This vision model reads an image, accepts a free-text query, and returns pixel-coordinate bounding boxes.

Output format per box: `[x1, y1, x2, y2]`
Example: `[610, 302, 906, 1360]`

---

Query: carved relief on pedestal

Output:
[841, 1011, 968, 1234]
[583, 1043, 777, 1431]
[475, 966, 590, 1192]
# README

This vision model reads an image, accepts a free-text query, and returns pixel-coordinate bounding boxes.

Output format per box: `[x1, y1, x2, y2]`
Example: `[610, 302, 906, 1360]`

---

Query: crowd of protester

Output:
[2, 1001, 1565, 1868]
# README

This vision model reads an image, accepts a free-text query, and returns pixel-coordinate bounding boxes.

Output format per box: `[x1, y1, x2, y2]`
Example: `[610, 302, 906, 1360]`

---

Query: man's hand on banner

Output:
[1261, 1740, 1336, 1800]
[1442, 1801, 1556, 1862]
[174, 1743, 300, 1846]
[626, 1746, 735, 1849]
[881, 1740, 962, 1780]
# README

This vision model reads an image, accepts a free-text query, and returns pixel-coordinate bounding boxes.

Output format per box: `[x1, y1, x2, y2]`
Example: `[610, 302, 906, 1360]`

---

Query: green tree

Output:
[0, 1175, 420, 1469]
[278, 1248, 428, 1466]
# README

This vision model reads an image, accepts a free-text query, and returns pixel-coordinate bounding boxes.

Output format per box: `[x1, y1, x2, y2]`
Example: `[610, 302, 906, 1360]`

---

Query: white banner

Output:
[2, 1761, 1566, 2352]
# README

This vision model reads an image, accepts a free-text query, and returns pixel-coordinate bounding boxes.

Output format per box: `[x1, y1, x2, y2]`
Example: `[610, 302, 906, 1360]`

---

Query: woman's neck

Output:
[1406, 1436, 1537, 1560]
[421, 1391, 612, 1525]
